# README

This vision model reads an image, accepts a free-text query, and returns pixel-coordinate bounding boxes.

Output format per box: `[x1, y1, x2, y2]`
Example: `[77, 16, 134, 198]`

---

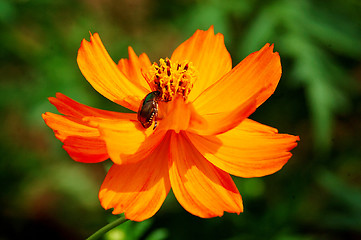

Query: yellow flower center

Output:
[147, 58, 196, 102]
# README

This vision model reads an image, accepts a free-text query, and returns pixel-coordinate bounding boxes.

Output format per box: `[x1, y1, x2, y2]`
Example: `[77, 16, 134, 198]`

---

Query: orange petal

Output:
[138, 53, 152, 69]
[157, 92, 260, 136]
[49, 94, 162, 165]
[62, 136, 108, 163]
[44, 93, 135, 163]
[168, 131, 243, 218]
[192, 43, 281, 115]
[117, 47, 152, 92]
[187, 119, 300, 178]
[42, 113, 108, 163]
[77, 33, 148, 111]
[99, 132, 171, 221]
[187, 88, 268, 135]
[157, 96, 192, 133]
[171, 26, 232, 102]
[85, 117, 167, 165]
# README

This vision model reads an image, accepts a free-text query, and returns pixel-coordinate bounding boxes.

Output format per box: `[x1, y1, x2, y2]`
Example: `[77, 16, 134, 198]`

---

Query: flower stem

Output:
[86, 215, 129, 240]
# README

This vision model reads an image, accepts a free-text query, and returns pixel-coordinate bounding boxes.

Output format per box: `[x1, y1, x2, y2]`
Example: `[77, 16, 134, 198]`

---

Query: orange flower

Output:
[42, 26, 299, 221]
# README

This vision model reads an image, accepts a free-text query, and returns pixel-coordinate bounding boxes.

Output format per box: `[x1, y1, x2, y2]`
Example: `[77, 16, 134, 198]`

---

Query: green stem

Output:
[86, 215, 129, 240]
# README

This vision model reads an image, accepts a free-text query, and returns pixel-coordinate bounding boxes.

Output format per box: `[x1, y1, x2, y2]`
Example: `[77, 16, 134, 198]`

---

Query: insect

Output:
[137, 91, 161, 129]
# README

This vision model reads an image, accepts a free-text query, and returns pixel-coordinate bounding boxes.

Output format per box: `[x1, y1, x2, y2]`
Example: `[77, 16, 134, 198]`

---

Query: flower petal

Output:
[117, 47, 152, 92]
[43, 93, 134, 163]
[51, 93, 164, 165]
[157, 90, 262, 136]
[187, 88, 266, 136]
[42, 113, 108, 163]
[187, 119, 300, 178]
[171, 26, 232, 102]
[168, 131, 243, 218]
[85, 117, 167, 165]
[77, 33, 148, 111]
[157, 97, 193, 133]
[49, 93, 129, 119]
[192, 43, 281, 115]
[99, 132, 171, 221]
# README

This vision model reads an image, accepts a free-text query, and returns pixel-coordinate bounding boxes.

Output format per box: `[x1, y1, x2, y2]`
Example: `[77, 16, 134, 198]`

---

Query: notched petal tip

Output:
[42, 111, 110, 163]
[117, 46, 152, 92]
[80, 32, 99, 43]
[79, 33, 95, 50]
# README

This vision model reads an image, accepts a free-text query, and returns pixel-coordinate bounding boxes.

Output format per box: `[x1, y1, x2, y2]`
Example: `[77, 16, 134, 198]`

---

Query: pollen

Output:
[147, 58, 196, 102]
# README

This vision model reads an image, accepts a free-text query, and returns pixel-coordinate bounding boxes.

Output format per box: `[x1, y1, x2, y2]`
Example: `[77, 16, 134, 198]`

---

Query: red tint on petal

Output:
[42, 113, 108, 163]
[63, 136, 108, 163]
[187, 119, 300, 178]
[168, 131, 243, 218]
[99, 132, 171, 221]
[49, 93, 131, 119]
[44, 93, 136, 163]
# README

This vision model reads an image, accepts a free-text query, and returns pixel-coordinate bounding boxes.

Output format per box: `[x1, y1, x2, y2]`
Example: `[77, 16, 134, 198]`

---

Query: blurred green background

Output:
[1, 0, 361, 239]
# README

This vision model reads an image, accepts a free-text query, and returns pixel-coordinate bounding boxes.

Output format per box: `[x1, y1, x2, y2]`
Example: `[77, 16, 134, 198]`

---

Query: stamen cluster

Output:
[147, 58, 196, 102]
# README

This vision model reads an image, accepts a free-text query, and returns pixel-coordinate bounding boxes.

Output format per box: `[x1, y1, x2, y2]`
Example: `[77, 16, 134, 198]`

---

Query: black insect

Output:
[137, 91, 161, 129]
